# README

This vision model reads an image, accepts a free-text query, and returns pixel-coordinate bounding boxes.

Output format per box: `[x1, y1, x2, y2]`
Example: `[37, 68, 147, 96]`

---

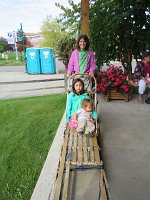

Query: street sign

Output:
[7, 31, 17, 44]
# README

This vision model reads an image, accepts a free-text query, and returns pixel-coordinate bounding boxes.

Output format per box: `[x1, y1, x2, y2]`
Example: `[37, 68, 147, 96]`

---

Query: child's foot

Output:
[78, 131, 84, 135]
[138, 96, 143, 103]
[84, 131, 94, 137]
[145, 97, 150, 104]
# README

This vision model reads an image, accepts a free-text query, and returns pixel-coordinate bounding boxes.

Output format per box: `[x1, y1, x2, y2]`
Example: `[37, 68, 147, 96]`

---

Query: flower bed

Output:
[96, 66, 133, 101]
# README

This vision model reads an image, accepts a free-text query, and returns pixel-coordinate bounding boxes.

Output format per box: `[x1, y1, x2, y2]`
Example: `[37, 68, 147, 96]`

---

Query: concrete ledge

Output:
[0, 72, 64, 83]
[30, 113, 65, 200]
[0, 78, 64, 85]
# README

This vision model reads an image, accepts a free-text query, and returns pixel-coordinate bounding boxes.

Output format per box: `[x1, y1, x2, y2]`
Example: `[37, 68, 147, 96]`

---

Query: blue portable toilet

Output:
[26, 48, 41, 74]
[40, 48, 56, 74]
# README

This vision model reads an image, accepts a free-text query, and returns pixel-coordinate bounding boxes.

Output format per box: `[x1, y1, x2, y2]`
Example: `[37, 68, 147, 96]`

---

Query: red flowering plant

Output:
[96, 66, 133, 95]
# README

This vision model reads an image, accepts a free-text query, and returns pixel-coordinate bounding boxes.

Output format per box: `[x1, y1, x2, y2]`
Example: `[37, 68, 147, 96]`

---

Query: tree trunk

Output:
[81, 0, 89, 35]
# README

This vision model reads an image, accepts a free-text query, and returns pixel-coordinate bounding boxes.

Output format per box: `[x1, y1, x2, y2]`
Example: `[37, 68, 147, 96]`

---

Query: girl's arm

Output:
[67, 51, 75, 76]
[89, 51, 96, 74]
[83, 93, 90, 100]
[92, 109, 97, 119]
[65, 94, 72, 123]
[74, 112, 78, 124]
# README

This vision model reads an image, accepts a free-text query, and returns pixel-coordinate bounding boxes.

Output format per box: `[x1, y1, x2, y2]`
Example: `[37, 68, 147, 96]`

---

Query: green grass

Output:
[0, 94, 66, 200]
[0, 52, 25, 66]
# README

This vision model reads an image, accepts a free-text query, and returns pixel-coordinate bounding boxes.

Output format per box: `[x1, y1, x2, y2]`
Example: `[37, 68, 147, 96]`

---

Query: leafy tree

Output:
[0, 38, 5, 53]
[90, 0, 150, 74]
[56, 36, 76, 69]
[17, 30, 28, 52]
[55, 0, 95, 36]
[0, 37, 11, 52]
[54, 0, 95, 69]
[55, 0, 81, 36]
[25, 39, 32, 49]
[55, 0, 150, 76]
[40, 16, 67, 51]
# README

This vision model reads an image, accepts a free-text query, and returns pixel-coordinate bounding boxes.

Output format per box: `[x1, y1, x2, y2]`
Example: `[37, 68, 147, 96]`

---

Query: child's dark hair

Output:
[82, 99, 93, 108]
[142, 52, 150, 59]
[76, 35, 90, 51]
[72, 78, 84, 95]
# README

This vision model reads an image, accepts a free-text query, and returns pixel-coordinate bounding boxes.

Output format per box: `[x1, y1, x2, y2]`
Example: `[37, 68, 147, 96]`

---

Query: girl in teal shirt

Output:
[66, 79, 89, 128]
[66, 78, 97, 128]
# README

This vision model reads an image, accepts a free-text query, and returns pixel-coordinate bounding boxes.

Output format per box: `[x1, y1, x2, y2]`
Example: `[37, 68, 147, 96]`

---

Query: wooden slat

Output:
[83, 135, 88, 164]
[68, 129, 73, 162]
[71, 130, 77, 164]
[61, 130, 73, 200]
[77, 133, 83, 165]
[89, 137, 95, 164]
[103, 169, 112, 200]
[92, 135, 98, 146]
[53, 129, 69, 200]
[68, 130, 73, 148]
[61, 162, 71, 200]
[87, 137, 91, 163]
[99, 169, 107, 200]
[94, 146, 100, 164]
[105, 90, 130, 102]
[92, 136, 100, 164]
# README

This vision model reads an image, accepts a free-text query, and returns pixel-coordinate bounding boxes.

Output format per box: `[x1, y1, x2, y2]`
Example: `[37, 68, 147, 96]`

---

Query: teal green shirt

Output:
[79, 50, 88, 73]
[66, 92, 89, 123]
[66, 92, 97, 122]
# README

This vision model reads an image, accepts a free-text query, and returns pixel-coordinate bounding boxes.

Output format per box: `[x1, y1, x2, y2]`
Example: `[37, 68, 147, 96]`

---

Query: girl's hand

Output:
[142, 77, 149, 84]
[89, 118, 94, 123]
[89, 72, 94, 77]
[67, 74, 71, 78]
[74, 119, 78, 124]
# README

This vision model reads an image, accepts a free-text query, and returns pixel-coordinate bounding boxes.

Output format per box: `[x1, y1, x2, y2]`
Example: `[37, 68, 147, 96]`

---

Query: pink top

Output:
[67, 49, 96, 75]
[146, 63, 150, 76]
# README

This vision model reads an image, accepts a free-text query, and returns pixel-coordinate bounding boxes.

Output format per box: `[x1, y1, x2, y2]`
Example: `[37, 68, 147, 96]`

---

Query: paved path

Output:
[0, 72, 65, 99]
[97, 95, 150, 200]
[0, 59, 66, 99]
[0, 58, 65, 73]
[0, 66, 25, 72]
[1, 66, 150, 200]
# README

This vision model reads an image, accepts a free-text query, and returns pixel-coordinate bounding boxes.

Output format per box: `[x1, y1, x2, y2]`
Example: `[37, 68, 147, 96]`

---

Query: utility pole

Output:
[81, 0, 89, 35]
[14, 31, 18, 60]
[20, 23, 25, 59]
[19, 23, 27, 72]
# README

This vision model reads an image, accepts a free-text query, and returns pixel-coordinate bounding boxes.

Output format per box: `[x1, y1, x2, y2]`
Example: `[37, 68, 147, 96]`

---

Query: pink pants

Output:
[69, 116, 78, 128]
[138, 78, 150, 94]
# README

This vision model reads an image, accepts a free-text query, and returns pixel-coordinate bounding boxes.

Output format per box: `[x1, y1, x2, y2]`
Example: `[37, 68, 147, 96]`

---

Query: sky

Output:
[0, 0, 80, 38]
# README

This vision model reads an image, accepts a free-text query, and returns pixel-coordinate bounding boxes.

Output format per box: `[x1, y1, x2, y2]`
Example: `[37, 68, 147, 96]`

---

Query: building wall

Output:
[25, 33, 43, 48]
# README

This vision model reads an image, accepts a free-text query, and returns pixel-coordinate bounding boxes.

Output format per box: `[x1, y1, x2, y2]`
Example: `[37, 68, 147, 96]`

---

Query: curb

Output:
[0, 78, 64, 85]
[30, 113, 65, 200]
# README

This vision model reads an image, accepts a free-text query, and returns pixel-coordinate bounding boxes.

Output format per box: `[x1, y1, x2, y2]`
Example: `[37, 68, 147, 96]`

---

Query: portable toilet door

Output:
[26, 48, 41, 74]
[40, 48, 56, 74]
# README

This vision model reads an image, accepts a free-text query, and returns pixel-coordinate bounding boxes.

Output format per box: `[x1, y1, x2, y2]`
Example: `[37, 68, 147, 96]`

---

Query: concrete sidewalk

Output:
[31, 95, 150, 200]
[0, 59, 66, 99]
[0, 69, 65, 99]
[98, 95, 150, 200]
